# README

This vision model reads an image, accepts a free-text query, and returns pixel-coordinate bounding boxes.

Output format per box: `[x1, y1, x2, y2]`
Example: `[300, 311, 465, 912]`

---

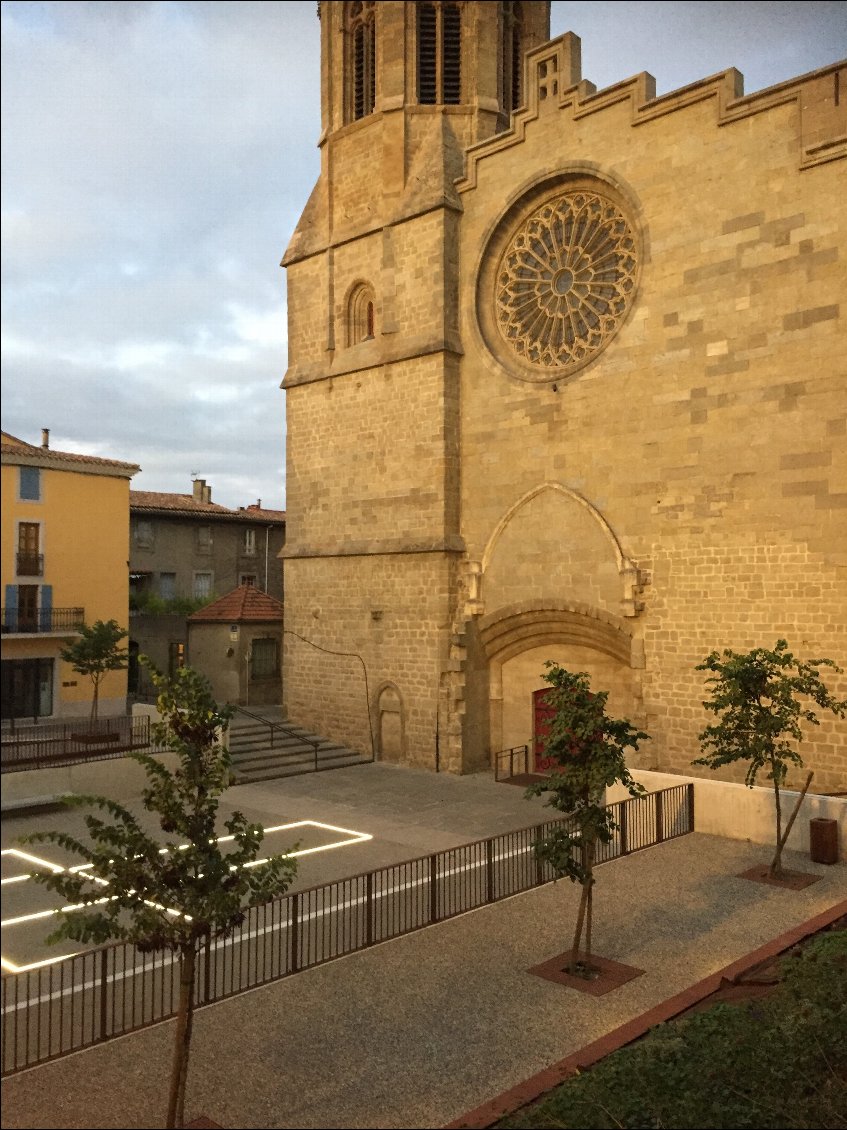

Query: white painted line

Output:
[1, 839, 532, 995]
[1, 820, 373, 974]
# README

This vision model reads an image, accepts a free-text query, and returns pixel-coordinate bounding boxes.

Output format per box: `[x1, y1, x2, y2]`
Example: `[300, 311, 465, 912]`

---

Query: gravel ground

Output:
[2, 829, 844, 1130]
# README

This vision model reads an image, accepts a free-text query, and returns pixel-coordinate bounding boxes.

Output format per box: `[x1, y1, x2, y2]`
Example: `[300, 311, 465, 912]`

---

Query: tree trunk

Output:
[770, 769, 784, 879]
[769, 770, 814, 879]
[569, 837, 593, 972]
[570, 881, 589, 972]
[90, 678, 100, 726]
[166, 942, 197, 1129]
[584, 837, 596, 966]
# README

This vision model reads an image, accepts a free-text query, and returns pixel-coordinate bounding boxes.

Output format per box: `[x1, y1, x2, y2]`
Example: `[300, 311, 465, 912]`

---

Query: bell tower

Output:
[281, 3, 551, 770]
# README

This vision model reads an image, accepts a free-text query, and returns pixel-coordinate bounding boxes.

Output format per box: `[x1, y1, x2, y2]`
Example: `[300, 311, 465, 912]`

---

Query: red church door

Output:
[532, 688, 557, 773]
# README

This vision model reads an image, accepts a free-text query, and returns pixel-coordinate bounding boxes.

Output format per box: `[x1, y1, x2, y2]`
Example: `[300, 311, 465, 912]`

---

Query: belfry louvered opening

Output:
[501, 1, 523, 113]
[348, 1, 376, 121]
[417, 2, 462, 105]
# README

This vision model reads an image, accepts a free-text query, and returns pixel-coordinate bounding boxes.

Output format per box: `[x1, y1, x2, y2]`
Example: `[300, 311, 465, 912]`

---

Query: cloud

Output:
[2, 0, 844, 514]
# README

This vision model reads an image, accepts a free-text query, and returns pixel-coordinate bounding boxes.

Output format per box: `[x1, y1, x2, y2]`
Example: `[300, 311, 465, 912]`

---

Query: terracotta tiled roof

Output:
[188, 584, 283, 623]
[130, 491, 285, 523]
[1, 434, 140, 475]
[131, 491, 235, 515]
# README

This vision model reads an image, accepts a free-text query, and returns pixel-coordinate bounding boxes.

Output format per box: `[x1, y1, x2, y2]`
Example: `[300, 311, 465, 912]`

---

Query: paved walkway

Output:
[2, 763, 845, 1129]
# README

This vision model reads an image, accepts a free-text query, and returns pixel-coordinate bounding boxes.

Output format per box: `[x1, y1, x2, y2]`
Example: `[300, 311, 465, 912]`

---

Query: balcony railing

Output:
[1, 607, 85, 634]
[15, 552, 44, 576]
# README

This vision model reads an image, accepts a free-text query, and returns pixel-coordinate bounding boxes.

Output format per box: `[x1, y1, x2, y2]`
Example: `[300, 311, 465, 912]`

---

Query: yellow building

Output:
[1, 430, 140, 721]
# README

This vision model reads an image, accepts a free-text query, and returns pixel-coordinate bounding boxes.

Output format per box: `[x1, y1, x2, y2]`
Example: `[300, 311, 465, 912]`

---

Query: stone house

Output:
[186, 584, 283, 707]
[129, 480, 285, 690]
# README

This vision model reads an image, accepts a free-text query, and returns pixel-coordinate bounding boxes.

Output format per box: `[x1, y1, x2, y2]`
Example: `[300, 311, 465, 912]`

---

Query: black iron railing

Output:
[1, 715, 153, 772]
[1, 608, 84, 634]
[494, 744, 530, 781]
[229, 706, 322, 771]
[1, 783, 694, 1075]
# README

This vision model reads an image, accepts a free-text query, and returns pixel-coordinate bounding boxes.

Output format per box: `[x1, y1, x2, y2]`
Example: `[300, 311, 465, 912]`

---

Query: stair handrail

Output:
[228, 705, 320, 765]
[493, 743, 530, 781]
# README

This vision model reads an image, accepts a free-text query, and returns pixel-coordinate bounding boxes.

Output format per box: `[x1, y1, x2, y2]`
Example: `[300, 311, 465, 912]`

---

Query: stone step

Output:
[233, 749, 370, 784]
[231, 743, 349, 770]
[228, 736, 344, 759]
[225, 712, 370, 783]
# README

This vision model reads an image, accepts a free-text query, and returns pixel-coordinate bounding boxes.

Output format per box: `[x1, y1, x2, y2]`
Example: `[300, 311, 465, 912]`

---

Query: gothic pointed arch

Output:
[481, 479, 641, 619]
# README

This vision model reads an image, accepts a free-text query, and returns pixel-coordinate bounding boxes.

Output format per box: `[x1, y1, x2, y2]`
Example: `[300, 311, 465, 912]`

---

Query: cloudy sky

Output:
[2, 1, 844, 510]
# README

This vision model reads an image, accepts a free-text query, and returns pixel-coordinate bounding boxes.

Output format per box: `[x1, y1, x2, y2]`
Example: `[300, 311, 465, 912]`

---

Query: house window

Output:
[17, 522, 42, 576]
[134, 519, 154, 548]
[347, 1, 376, 122]
[197, 525, 212, 553]
[19, 466, 41, 501]
[240, 574, 257, 587]
[193, 572, 213, 600]
[347, 282, 376, 346]
[501, 1, 523, 113]
[251, 637, 279, 680]
[418, 2, 462, 105]
[168, 641, 186, 678]
[1, 657, 53, 719]
[244, 529, 256, 556]
[159, 573, 176, 600]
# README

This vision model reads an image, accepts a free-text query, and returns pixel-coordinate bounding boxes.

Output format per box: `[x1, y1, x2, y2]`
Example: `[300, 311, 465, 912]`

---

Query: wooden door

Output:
[18, 585, 38, 631]
[17, 523, 40, 575]
[532, 688, 557, 773]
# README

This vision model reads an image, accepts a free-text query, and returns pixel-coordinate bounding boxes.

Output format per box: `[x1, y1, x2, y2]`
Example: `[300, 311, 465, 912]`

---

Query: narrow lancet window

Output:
[348, 1, 376, 122]
[418, 3, 462, 106]
[501, 2, 523, 113]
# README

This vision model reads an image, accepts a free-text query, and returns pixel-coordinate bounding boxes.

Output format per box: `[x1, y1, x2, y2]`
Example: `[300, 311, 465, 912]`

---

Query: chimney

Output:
[193, 478, 205, 502]
[256, 499, 261, 509]
[203, 483, 212, 504]
[41, 428, 50, 449]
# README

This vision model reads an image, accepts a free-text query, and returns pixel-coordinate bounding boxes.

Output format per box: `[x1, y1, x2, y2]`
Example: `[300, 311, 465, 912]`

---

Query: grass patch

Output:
[498, 929, 847, 1129]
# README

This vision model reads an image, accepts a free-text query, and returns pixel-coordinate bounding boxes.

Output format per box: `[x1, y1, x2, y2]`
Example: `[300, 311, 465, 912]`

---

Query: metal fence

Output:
[1, 716, 153, 773]
[1, 783, 694, 1076]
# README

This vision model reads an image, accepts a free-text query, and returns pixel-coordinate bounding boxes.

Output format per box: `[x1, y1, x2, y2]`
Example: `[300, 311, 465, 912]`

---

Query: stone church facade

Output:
[281, 2, 846, 791]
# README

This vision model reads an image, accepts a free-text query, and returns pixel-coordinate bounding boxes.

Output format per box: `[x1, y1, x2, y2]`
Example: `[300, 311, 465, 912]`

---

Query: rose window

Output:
[494, 190, 638, 372]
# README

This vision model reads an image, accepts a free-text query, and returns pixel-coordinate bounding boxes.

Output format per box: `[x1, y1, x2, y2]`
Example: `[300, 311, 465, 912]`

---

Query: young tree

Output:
[527, 664, 648, 975]
[694, 640, 846, 879]
[59, 618, 128, 725]
[21, 659, 297, 1129]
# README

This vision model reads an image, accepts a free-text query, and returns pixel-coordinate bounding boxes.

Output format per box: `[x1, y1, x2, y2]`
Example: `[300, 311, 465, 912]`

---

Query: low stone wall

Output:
[0, 749, 181, 808]
[607, 770, 846, 860]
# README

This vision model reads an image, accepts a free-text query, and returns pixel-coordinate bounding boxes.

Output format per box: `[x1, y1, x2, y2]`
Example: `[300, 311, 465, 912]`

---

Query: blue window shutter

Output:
[5, 585, 18, 631]
[40, 585, 52, 631]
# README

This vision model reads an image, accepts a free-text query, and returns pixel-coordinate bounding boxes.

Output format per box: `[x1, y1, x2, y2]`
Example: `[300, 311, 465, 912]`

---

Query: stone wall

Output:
[282, 14, 846, 789]
[456, 42, 846, 790]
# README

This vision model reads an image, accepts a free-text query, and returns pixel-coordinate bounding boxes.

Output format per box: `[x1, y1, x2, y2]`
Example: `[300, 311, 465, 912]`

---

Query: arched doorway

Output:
[476, 601, 642, 765]
[374, 683, 405, 762]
